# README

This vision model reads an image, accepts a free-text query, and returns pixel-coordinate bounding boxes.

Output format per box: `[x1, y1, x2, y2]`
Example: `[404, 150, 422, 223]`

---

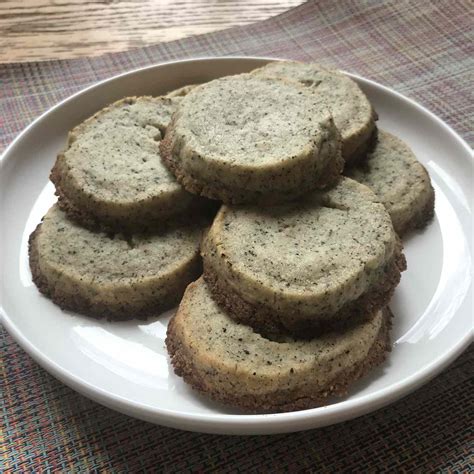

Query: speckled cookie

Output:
[252, 61, 378, 163]
[166, 277, 392, 413]
[202, 177, 406, 336]
[160, 74, 343, 204]
[29, 204, 207, 320]
[345, 130, 435, 235]
[51, 96, 206, 231]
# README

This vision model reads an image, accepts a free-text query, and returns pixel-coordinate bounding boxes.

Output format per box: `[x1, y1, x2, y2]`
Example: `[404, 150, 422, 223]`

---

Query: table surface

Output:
[1, 0, 303, 63]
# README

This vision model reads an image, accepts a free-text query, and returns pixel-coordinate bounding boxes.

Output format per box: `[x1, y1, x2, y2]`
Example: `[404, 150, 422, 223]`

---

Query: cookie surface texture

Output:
[202, 177, 406, 335]
[51, 96, 199, 230]
[345, 130, 435, 235]
[29, 204, 206, 319]
[166, 278, 391, 413]
[160, 74, 343, 204]
[252, 61, 377, 163]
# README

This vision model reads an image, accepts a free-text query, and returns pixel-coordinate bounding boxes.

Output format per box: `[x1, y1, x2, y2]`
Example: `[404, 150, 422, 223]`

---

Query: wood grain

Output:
[0, 0, 303, 63]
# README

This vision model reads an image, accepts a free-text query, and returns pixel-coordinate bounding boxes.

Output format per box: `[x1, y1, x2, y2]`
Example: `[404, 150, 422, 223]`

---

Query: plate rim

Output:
[1, 56, 473, 434]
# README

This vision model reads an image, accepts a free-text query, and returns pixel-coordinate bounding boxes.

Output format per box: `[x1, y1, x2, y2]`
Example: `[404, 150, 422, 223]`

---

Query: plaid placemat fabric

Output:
[1, 0, 473, 471]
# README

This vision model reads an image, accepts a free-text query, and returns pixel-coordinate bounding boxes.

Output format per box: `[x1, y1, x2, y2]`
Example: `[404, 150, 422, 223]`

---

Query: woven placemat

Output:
[1, 1, 472, 471]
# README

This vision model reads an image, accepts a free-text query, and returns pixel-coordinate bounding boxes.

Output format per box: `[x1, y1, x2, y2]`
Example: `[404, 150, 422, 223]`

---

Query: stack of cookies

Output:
[29, 61, 435, 413]
[163, 63, 434, 412]
[29, 95, 214, 319]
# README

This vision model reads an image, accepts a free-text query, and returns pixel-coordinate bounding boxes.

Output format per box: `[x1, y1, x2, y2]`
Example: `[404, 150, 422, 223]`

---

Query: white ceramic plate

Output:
[1, 58, 472, 435]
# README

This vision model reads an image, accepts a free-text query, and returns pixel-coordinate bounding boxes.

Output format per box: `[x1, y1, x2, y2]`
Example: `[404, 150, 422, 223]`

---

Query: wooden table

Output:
[0, 0, 303, 63]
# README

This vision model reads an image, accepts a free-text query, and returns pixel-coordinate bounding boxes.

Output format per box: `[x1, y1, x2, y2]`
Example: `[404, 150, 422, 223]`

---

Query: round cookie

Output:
[252, 61, 378, 163]
[160, 74, 343, 204]
[51, 96, 204, 231]
[345, 130, 435, 236]
[29, 204, 207, 320]
[202, 177, 406, 336]
[166, 278, 392, 413]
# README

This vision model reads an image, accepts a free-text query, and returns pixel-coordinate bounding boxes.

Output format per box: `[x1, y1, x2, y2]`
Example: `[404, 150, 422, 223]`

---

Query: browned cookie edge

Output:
[160, 124, 343, 205]
[202, 240, 406, 338]
[28, 222, 201, 321]
[344, 124, 379, 167]
[50, 160, 108, 231]
[166, 306, 392, 413]
[397, 179, 435, 237]
[50, 160, 215, 234]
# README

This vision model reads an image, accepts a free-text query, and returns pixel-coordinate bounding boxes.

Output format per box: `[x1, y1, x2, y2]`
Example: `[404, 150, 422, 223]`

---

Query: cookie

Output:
[345, 130, 435, 235]
[29, 204, 207, 320]
[166, 277, 392, 413]
[160, 74, 343, 204]
[252, 61, 378, 163]
[202, 177, 406, 336]
[51, 96, 204, 231]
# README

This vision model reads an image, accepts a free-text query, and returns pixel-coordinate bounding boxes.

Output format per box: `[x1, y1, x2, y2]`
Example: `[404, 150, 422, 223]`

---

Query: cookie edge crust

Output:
[251, 61, 378, 164]
[341, 106, 378, 164]
[166, 303, 392, 413]
[394, 170, 435, 237]
[28, 221, 202, 320]
[345, 123, 378, 166]
[344, 130, 436, 237]
[202, 240, 405, 337]
[49, 95, 201, 231]
[51, 159, 215, 232]
[166, 84, 198, 97]
[160, 124, 343, 205]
